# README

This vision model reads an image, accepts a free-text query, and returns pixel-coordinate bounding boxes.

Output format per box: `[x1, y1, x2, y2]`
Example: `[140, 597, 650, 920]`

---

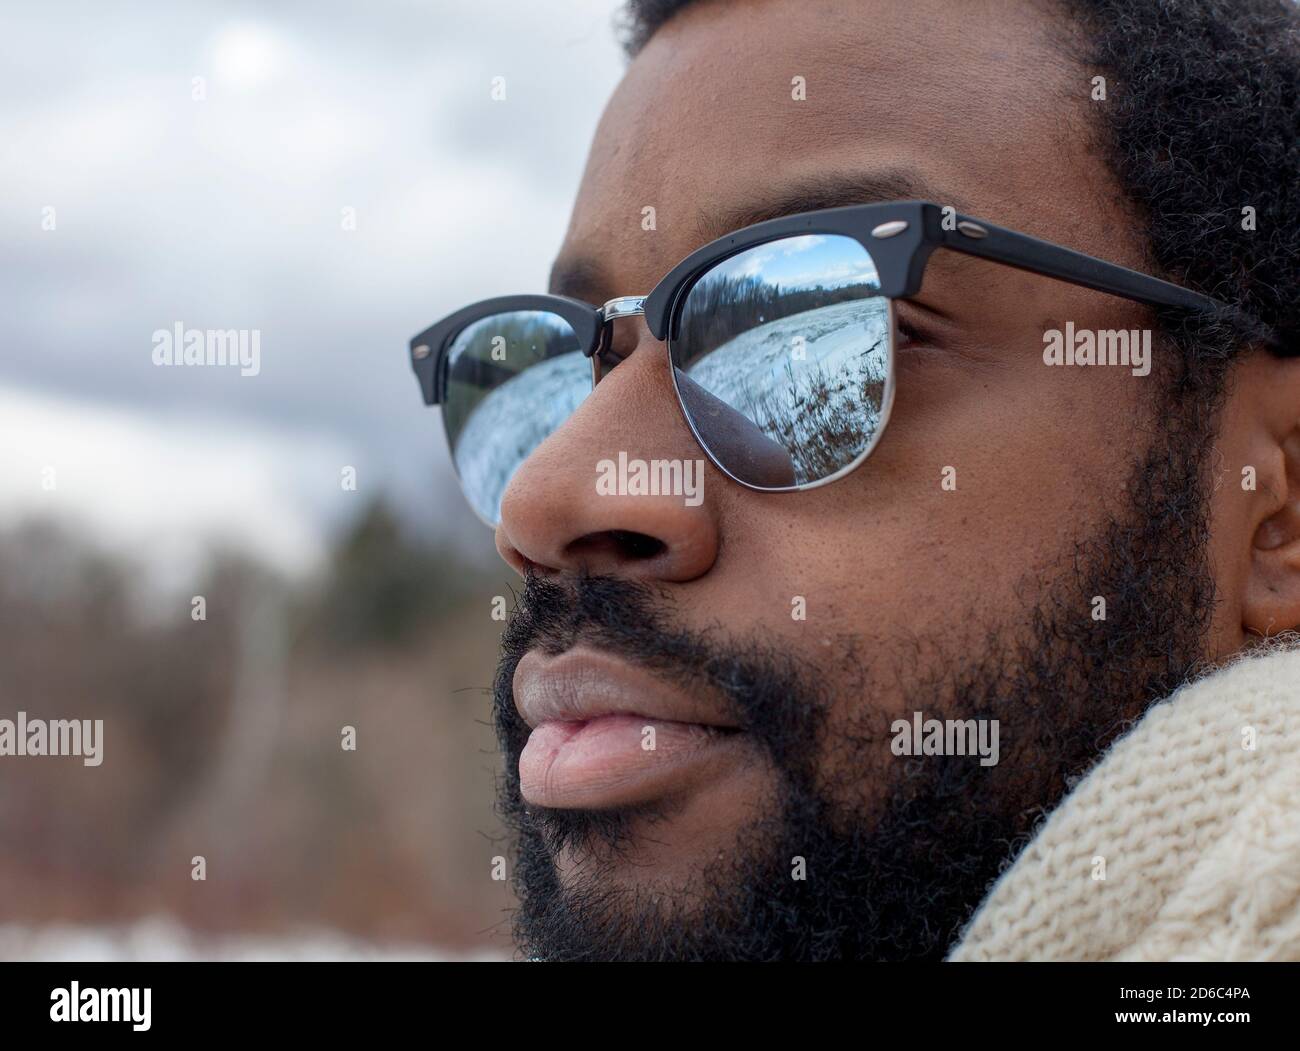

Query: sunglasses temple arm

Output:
[933, 218, 1225, 315]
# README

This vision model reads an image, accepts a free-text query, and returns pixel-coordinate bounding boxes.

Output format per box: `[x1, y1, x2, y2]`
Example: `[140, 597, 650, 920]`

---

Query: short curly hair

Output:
[617, 0, 1300, 391]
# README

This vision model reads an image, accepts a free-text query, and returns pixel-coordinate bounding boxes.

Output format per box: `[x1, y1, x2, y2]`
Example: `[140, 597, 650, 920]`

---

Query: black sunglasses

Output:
[410, 199, 1277, 525]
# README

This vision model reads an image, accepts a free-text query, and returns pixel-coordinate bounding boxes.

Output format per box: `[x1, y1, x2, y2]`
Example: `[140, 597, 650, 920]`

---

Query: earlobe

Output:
[1244, 426, 1300, 638]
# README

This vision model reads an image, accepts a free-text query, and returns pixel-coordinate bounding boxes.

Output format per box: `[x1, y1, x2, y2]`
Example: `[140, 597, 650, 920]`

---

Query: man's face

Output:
[487, 0, 1245, 959]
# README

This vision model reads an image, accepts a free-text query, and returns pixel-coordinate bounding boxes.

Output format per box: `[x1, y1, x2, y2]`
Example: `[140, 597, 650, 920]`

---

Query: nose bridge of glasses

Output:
[600, 295, 647, 320]
[598, 295, 647, 325]
[589, 296, 650, 387]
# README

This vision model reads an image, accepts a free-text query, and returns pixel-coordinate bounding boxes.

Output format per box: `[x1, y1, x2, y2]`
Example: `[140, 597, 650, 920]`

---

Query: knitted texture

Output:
[949, 641, 1300, 961]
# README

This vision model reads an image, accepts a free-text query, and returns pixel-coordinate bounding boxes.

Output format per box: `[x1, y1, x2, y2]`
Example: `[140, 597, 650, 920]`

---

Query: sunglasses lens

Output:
[442, 310, 587, 523]
[670, 234, 892, 488]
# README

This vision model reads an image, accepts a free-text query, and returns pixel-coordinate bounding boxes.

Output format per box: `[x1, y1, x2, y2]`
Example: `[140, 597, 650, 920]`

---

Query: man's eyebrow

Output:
[547, 170, 970, 303]
[696, 169, 968, 245]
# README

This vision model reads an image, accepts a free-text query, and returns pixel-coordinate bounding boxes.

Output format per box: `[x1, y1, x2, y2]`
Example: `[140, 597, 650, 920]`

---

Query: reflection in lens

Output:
[671, 234, 890, 487]
[442, 310, 587, 523]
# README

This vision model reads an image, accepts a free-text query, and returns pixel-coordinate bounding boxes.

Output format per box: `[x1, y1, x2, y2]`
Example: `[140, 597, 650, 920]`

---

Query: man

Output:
[412, 0, 1300, 959]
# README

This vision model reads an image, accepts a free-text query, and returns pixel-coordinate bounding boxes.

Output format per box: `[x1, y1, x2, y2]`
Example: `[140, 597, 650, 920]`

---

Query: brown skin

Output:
[493, 0, 1300, 891]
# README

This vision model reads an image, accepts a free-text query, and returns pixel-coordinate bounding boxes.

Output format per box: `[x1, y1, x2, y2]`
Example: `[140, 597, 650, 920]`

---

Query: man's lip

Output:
[512, 646, 748, 809]
[513, 646, 740, 731]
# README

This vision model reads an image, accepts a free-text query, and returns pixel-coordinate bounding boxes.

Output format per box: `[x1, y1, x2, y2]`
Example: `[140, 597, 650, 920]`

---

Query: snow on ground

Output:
[0, 917, 506, 962]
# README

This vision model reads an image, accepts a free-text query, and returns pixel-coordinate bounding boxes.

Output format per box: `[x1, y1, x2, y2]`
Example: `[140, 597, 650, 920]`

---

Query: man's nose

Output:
[495, 330, 722, 582]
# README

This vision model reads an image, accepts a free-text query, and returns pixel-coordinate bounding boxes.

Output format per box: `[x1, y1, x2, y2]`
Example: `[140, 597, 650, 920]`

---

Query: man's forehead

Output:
[551, 0, 1105, 302]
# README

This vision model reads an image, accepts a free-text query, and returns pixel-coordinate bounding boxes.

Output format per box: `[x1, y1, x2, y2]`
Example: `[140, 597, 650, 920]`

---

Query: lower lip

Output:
[519, 713, 746, 809]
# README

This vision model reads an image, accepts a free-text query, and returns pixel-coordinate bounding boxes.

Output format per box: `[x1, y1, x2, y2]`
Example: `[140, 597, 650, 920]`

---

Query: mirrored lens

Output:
[670, 234, 891, 488]
[442, 310, 588, 523]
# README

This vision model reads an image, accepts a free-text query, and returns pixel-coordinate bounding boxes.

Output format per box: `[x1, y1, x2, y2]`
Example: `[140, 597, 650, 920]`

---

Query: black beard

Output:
[490, 413, 1218, 961]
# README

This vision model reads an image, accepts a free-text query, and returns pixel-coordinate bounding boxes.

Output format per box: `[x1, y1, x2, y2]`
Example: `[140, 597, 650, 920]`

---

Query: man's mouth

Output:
[512, 645, 749, 809]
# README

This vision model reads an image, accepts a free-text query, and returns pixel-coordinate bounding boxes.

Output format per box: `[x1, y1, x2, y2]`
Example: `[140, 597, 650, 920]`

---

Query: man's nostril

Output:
[609, 530, 665, 559]
[568, 530, 666, 564]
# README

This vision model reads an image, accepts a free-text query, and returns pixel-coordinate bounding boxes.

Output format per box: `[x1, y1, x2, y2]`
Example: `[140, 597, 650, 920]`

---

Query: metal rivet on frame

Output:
[871, 220, 909, 239]
[412, 344, 432, 360]
[957, 221, 989, 239]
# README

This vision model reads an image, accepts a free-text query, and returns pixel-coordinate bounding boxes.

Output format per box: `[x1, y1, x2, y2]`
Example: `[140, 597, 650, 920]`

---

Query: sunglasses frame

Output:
[409, 199, 1246, 510]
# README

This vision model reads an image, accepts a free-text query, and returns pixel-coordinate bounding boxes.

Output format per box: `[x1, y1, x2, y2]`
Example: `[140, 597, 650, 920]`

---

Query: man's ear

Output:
[1242, 354, 1300, 638]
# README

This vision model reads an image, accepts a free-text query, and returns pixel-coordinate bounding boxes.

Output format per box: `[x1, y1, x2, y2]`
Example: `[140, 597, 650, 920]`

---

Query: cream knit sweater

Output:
[949, 640, 1300, 962]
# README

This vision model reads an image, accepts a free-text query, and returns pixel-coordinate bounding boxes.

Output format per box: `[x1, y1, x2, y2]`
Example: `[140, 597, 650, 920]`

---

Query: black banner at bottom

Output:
[1, 960, 1291, 1039]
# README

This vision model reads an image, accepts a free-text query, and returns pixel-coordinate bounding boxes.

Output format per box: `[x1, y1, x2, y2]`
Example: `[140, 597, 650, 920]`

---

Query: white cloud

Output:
[0, 0, 627, 564]
[0, 383, 347, 590]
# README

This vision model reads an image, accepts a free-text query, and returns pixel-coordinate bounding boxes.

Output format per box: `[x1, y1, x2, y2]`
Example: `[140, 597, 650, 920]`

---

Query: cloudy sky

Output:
[0, 0, 627, 585]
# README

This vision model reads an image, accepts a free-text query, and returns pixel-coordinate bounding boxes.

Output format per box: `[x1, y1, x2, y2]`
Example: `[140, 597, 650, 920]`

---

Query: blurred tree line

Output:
[0, 498, 517, 951]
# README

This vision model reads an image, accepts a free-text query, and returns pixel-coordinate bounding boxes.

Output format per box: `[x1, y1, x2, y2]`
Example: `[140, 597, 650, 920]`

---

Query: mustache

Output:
[492, 573, 829, 776]
[498, 573, 710, 677]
